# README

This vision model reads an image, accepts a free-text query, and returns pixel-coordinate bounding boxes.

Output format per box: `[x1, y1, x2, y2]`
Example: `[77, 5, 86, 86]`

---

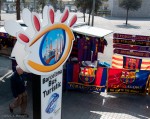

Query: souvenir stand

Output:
[107, 33, 150, 94]
[0, 20, 26, 56]
[65, 25, 112, 92]
[0, 27, 16, 55]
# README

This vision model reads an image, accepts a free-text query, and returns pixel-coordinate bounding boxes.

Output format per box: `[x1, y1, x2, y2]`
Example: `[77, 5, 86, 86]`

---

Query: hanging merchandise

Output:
[112, 33, 150, 69]
[0, 32, 16, 40]
[72, 33, 108, 62]
[113, 33, 150, 57]
[113, 44, 150, 52]
[114, 49, 150, 57]
[113, 33, 150, 41]
[77, 35, 91, 62]
[113, 39, 150, 46]
[64, 25, 112, 92]
[91, 37, 108, 62]
[112, 54, 150, 70]
[109, 33, 150, 95]
[107, 68, 150, 94]
[66, 62, 107, 92]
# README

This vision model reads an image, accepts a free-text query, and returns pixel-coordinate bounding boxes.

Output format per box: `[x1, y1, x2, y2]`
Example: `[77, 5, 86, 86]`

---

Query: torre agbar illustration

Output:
[44, 34, 64, 64]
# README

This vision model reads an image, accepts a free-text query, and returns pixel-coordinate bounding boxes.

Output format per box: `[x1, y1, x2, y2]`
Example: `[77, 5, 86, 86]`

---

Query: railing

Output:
[96, 10, 111, 16]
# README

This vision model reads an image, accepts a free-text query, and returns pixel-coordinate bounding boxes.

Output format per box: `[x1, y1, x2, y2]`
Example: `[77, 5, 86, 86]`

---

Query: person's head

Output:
[16, 65, 24, 75]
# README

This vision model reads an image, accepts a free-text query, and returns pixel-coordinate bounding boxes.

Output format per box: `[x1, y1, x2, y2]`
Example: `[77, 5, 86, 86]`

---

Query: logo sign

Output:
[41, 68, 62, 119]
[79, 67, 96, 84]
[120, 71, 136, 84]
[107, 68, 150, 94]
[4, 6, 77, 75]
[4, 6, 77, 119]
[45, 93, 59, 114]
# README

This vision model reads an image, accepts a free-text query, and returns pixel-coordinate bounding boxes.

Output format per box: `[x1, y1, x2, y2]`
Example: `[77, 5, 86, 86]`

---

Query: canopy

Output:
[72, 25, 113, 38]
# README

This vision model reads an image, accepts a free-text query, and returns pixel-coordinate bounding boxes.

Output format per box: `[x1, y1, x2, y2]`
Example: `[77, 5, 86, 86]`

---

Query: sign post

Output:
[41, 67, 63, 119]
[4, 6, 77, 119]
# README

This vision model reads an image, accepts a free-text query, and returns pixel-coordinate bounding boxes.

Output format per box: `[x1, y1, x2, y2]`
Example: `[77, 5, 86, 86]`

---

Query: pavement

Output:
[0, 11, 150, 119]
[0, 57, 150, 119]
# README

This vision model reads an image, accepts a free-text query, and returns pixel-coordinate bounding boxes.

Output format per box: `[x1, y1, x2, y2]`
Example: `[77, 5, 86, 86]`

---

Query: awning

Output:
[72, 25, 113, 38]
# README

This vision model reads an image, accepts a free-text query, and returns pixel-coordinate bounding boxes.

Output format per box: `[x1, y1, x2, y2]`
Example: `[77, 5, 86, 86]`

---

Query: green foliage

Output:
[36, 0, 58, 11]
[75, 0, 87, 13]
[119, 0, 142, 10]
[119, 0, 142, 25]
[75, 0, 102, 14]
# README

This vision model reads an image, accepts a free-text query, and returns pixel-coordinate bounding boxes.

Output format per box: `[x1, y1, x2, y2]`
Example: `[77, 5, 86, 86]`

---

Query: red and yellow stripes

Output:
[112, 54, 150, 70]
[112, 55, 123, 69]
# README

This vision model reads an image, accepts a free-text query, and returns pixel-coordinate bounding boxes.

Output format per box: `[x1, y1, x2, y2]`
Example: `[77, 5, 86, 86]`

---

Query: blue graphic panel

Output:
[40, 29, 66, 66]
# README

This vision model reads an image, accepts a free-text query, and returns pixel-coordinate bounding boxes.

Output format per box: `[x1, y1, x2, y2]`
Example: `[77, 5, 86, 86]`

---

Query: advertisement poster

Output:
[66, 63, 107, 92]
[107, 68, 150, 94]
[41, 67, 63, 119]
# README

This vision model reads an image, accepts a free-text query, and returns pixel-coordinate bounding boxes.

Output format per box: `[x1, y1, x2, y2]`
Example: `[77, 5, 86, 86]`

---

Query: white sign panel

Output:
[4, 6, 77, 75]
[41, 67, 63, 119]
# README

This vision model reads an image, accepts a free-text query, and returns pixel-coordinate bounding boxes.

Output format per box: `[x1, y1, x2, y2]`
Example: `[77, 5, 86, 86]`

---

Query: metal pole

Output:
[91, 0, 95, 26]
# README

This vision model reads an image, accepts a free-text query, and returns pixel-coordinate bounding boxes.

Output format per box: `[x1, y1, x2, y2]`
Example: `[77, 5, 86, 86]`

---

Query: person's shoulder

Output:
[10, 71, 18, 80]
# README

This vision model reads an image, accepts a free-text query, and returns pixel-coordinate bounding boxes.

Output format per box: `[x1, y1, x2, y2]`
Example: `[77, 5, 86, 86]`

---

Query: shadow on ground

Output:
[62, 90, 150, 119]
[116, 23, 141, 29]
[103, 16, 150, 22]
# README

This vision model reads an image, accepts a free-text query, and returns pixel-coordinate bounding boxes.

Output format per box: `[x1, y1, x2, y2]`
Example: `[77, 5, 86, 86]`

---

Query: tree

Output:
[49, 0, 57, 10]
[0, 0, 5, 21]
[75, 0, 102, 25]
[0, 0, 1, 21]
[36, 0, 57, 13]
[22, 0, 30, 8]
[119, 0, 142, 25]
[16, 0, 21, 20]
[75, 0, 87, 22]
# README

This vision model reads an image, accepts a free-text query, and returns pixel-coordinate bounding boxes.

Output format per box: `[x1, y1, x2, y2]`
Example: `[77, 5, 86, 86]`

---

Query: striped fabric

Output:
[112, 54, 150, 70]
[112, 55, 123, 69]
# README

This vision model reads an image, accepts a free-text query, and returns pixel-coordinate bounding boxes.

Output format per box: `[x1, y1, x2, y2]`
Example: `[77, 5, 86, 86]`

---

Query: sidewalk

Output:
[0, 56, 150, 119]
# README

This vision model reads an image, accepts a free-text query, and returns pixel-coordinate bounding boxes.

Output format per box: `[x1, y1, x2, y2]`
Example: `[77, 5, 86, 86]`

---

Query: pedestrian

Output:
[9, 65, 28, 117]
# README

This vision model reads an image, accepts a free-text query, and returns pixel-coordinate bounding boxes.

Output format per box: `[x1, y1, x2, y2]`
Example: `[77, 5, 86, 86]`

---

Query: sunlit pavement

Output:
[0, 11, 150, 119]
[0, 54, 150, 119]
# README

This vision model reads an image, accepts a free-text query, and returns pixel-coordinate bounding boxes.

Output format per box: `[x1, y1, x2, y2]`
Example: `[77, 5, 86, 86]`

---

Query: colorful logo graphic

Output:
[120, 71, 136, 84]
[79, 67, 96, 83]
[40, 29, 66, 66]
[4, 6, 77, 75]
[45, 93, 59, 114]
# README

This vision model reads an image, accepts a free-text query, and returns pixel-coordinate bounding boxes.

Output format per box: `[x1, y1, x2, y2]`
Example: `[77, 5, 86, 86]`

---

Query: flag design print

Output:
[112, 54, 150, 70]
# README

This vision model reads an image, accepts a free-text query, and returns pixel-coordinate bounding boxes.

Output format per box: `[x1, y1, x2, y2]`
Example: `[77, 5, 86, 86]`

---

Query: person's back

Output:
[10, 71, 26, 98]
[9, 65, 28, 117]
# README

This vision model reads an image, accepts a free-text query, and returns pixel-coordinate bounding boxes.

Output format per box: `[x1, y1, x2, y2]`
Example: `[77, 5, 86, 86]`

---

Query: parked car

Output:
[70, 6, 77, 12]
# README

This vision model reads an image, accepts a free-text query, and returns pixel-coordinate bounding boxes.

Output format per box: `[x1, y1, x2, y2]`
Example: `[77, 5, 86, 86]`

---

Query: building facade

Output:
[108, 0, 150, 18]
